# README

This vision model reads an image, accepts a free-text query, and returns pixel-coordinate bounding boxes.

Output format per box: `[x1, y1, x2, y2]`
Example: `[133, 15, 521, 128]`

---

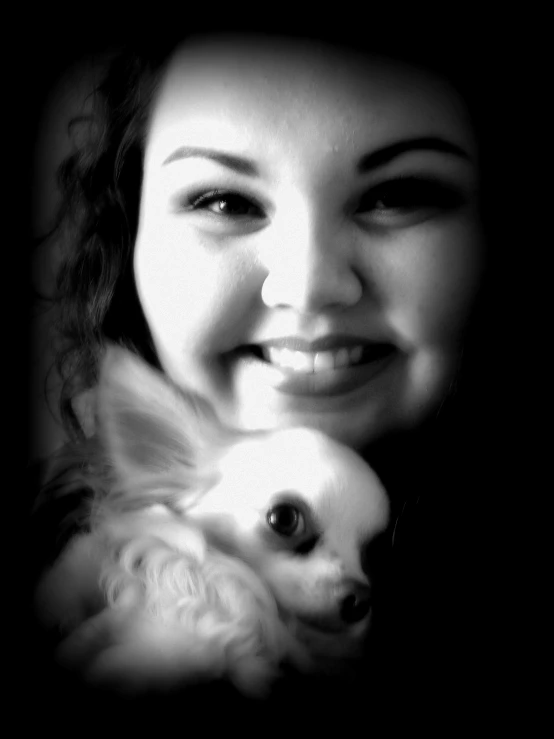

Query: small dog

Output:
[35, 347, 390, 698]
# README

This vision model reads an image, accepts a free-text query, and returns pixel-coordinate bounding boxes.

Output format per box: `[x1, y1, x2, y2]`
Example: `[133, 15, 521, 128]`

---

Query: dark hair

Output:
[38, 44, 163, 440]
[38, 25, 502, 444]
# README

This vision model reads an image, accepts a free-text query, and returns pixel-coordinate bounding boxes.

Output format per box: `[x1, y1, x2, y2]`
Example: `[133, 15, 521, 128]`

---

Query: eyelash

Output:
[180, 177, 464, 222]
[358, 177, 464, 214]
[186, 190, 264, 218]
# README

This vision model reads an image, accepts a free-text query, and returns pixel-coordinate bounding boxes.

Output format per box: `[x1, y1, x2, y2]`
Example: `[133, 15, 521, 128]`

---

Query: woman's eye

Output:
[357, 178, 464, 219]
[267, 504, 306, 537]
[188, 190, 263, 218]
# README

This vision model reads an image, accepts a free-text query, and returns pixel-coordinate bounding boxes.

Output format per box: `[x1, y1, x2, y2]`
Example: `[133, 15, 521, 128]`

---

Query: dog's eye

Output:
[267, 504, 305, 537]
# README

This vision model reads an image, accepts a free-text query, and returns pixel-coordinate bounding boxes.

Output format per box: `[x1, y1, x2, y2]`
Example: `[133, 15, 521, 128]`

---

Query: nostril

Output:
[340, 589, 372, 624]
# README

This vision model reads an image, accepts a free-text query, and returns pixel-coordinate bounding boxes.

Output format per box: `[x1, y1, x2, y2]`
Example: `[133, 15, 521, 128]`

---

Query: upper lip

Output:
[256, 335, 394, 353]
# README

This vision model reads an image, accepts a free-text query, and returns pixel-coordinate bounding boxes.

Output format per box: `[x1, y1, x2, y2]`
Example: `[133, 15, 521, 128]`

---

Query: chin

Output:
[230, 391, 398, 450]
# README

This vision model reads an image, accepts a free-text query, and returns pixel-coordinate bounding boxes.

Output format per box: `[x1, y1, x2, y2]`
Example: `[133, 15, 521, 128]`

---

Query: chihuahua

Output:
[35, 346, 390, 698]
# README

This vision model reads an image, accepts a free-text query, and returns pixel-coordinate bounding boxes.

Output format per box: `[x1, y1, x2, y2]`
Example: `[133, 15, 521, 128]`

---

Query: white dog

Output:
[35, 347, 390, 698]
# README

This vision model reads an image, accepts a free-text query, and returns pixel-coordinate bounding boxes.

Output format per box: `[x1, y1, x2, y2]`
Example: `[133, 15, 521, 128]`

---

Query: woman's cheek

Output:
[384, 218, 484, 348]
[134, 224, 213, 350]
[134, 221, 258, 357]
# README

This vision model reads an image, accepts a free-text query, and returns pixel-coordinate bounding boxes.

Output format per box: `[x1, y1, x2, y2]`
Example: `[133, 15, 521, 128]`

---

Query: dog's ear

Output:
[96, 345, 226, 502]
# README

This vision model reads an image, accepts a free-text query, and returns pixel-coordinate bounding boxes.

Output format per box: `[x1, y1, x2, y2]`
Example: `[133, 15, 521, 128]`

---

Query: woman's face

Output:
[134, 36, 484, 449]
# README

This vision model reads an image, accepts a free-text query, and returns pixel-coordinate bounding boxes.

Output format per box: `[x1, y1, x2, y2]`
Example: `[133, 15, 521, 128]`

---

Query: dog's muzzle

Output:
[295, 583, 373, 633]
[340, 585, 372, 624]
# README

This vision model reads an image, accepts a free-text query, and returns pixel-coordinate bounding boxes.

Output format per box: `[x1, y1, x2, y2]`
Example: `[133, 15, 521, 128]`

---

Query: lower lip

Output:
[234, 349, 397, 399]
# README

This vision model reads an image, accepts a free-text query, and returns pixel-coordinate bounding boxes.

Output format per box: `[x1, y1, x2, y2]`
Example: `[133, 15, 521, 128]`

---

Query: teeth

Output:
[290, 350, 313, 373]
[350, 346, 363, 363]
[334, 348, 350, 369]
[313, 351, 335, 372]
[265, 346, 365, 373]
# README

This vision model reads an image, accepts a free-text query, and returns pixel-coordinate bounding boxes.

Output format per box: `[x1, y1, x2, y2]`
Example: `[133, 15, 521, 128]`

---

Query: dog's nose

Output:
[340, 585, 372, 624]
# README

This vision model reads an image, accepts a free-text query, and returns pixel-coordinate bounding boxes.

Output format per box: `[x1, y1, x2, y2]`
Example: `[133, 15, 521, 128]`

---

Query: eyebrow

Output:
[162, 136, 472, 176]
[163, 146, 259, 175]
[357, 136, 472, 172]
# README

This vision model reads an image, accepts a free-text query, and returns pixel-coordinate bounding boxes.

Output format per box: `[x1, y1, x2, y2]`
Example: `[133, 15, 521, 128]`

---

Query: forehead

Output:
[145, 36, 476, 166]
[218, 428, 389, 526]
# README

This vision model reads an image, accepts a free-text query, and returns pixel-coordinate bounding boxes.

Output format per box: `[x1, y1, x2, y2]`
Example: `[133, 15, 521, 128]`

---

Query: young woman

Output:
[28, 22, 525, 729]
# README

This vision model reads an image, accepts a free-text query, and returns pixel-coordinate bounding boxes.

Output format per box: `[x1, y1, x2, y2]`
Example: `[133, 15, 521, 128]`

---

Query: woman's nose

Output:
[260, 221, 363, 313]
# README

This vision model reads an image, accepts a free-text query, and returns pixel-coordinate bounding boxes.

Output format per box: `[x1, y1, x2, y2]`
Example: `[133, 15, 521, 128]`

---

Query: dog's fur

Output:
[35, 347, 390, 698]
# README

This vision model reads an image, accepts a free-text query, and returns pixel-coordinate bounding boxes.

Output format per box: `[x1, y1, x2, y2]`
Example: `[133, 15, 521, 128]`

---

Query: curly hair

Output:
[42, 42, 166, 440]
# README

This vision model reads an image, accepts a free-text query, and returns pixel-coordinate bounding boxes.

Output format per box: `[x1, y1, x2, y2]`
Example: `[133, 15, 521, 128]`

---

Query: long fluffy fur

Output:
[35, 351, 307, 697]
[35, 345, 387, 698]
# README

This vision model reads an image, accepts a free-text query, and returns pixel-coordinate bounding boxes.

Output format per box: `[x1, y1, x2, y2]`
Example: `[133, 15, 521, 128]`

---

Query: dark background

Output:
[14, 13, 546, 734]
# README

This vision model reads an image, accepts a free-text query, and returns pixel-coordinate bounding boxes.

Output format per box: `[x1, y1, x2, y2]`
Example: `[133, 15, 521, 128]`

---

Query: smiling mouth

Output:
[228, 339, 397, 398]
[242, 341, 396, 375]
[260, 344, 393, 374]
